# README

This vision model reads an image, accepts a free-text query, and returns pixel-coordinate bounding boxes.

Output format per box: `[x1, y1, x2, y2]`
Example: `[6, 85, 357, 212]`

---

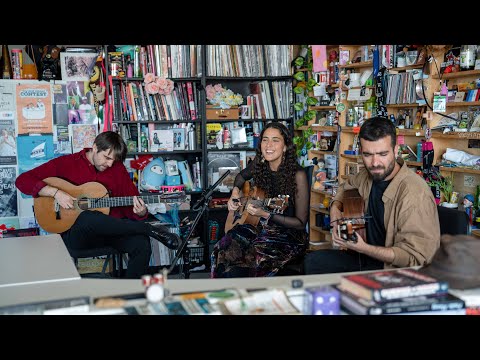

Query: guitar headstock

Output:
[266, 195, 289, 214]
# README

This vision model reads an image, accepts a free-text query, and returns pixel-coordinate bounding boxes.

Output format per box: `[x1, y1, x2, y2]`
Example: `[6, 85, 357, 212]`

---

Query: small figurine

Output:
[463, 194, 475, 225]
[313, 159, 327, 191]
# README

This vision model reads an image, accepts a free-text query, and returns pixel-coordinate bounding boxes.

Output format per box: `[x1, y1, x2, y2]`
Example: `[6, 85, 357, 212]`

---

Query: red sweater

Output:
[15, 149, 147, 221]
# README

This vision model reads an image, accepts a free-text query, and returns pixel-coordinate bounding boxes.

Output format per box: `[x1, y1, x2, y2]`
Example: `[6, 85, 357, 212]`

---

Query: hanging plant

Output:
[292, 45, 319, 158]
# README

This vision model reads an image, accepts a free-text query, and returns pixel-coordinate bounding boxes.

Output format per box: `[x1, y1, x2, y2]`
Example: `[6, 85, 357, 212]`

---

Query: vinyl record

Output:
[415, 80, 427, 100]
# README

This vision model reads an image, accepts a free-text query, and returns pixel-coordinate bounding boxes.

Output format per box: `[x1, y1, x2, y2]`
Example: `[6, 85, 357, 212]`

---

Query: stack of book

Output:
[336, 268, 466, 315]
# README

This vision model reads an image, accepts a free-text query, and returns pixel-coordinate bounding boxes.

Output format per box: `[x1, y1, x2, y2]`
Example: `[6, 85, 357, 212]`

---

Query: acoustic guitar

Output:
[224, 183, 289, 233]
[336, 189, 367, 243]
[33, 177, 186, 234]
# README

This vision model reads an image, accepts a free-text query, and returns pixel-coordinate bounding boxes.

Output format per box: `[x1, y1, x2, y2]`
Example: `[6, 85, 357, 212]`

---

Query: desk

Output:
[0, 273, 345, 309]
[0, 234, 80, 288]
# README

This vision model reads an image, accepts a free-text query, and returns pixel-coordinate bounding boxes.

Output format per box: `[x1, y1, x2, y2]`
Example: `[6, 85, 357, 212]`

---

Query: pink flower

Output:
[156, 77, 168, 89]
[145, 82, 160, 94]
[214, 84, 223, 92]
[144, 73, 156, 84]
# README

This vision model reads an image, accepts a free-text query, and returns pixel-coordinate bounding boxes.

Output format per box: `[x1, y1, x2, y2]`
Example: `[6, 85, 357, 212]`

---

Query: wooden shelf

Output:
[338, 61, 372, 69]
[405, 161, 422, 166]
[310, 206, 329, 214]
[309, 106, 336, 110]
[389, 64, 425, 71]
[296, 125, 338, 132]
[340, 154, 361, 159]
[471, 229, 480, 238]
[310, 225, 332, 235]
[438, 166, 480, 175]
[397, 129, 425, 136]
[311, 189, 334, 196]
[387, 103, 425, 108]
[431, 132, 480, 139]
[446, 101, 480, 107]
[311, 150, 336, 155]
[431, 69, 480, 79]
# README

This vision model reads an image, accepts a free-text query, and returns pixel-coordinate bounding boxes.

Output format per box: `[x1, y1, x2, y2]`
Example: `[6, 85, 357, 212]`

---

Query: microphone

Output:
[192, 170, 231, 211]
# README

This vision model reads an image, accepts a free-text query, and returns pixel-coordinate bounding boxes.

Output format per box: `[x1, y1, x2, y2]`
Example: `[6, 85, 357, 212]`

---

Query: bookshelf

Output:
[202, 45, 295, 259]
[106, 45, 295, 271]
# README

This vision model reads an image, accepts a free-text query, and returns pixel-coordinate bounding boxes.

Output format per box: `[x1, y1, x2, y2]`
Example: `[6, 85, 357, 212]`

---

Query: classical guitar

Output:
[224, 183, 289, 233]
[33, 177, 186, 234]
[336, 189, 367, 243]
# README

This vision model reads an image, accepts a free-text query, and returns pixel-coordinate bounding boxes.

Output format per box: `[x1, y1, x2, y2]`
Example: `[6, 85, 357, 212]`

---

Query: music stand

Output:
[168, 170, 231, 278]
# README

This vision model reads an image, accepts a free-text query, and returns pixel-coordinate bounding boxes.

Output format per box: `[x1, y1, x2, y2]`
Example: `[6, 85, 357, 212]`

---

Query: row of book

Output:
[109, 45, 202, 79]
[206, 45, 293, 77]
[111, 80, 200, 122]
[118, 122, 198, 152]
[337, 268, 466, 315]
[384, 71, 417, 105]
[249, 80, 293, 119]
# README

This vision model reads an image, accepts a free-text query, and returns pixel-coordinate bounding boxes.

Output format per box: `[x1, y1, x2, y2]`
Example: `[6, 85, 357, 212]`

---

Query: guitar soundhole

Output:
[77, 198, 89, 211]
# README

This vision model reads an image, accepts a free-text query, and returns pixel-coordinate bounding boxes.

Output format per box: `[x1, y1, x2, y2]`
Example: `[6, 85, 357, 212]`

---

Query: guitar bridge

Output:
[54, 200, 61, 219]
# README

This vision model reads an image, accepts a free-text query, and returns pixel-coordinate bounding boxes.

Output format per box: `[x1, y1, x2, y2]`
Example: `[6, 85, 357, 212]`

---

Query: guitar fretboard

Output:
[86, 194, 183, 209]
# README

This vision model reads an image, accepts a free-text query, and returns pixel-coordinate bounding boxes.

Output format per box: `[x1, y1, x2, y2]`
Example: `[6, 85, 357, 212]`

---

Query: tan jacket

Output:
[334, 159, 440, 268]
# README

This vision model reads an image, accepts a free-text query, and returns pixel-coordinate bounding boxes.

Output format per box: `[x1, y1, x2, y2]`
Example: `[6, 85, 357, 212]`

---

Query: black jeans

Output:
[304, 249, 383, 275]
[61, 211, 152, 279]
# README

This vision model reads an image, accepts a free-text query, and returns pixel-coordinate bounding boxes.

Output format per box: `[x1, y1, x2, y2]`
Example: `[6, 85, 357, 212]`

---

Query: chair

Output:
[276, 165, 314, 276]
[67, 246, 125, 278]
[437, 205, 469, 235]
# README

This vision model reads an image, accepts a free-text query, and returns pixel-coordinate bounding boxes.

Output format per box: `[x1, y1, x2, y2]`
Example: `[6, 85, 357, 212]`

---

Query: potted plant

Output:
[292, 45, 319, 161]
[425, 167, 455, 207]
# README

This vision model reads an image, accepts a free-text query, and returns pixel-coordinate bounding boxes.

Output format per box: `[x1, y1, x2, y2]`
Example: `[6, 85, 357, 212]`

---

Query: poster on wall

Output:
[0, 217, 20, 230]
[0, 166, 18, 217]
[17, 135, 54, 199]
[69, 124, 97, 153]
[0, 81, 14, 111]
[16, 83, 53, 134]
[0, 117, 17, 165]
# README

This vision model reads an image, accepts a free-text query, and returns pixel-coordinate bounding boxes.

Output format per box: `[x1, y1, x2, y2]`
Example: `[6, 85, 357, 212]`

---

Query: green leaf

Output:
[294, 56, 304, 67]
[293, 72, 305, 82]
[307, 78, 317, 87]
[306, 96, 318, 106]
[305, 141, 314, 150]
[294, 102, 304, 111]
[304, 112, 314, 121]
[293, 136, 302, 145]
[295, 119, 305, 128]
[293, 86, 304, 95]
[305, 128, 314, 136]
[307, 63, 313, 71]
[296, 149, 302, 157]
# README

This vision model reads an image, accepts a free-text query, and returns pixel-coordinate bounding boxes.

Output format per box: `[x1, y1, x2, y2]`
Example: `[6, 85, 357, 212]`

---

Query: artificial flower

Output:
[205, 84, 243, 109]
[144, 73, 175, 95]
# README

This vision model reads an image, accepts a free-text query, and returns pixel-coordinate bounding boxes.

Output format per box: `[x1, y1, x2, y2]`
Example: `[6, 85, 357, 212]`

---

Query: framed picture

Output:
[60, 52, 99, 81]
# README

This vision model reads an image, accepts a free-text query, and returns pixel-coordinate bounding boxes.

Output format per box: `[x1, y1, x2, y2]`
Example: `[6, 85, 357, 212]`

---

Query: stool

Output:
[67, 246, 124, 278]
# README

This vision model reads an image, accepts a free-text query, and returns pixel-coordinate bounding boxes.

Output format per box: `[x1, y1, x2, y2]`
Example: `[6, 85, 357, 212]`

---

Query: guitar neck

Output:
[87, 195, 169, 209]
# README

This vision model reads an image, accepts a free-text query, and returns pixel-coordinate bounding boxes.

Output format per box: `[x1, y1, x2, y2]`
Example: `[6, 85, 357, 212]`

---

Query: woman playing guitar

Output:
[210, 123, 309, 278]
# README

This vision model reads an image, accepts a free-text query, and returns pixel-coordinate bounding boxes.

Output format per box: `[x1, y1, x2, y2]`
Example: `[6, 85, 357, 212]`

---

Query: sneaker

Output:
[148, 224, 180, 250]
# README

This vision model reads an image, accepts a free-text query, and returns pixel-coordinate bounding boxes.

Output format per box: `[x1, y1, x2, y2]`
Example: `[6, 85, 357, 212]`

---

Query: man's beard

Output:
[368, 159, 395, 182]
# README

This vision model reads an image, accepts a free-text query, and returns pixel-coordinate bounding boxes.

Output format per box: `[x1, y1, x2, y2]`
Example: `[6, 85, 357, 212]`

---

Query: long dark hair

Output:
[253, 122, 297, 199]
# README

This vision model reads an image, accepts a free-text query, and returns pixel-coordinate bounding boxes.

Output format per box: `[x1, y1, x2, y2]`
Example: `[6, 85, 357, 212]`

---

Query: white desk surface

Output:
[0, 272, 345, 308]
[0, 234, 80, 289]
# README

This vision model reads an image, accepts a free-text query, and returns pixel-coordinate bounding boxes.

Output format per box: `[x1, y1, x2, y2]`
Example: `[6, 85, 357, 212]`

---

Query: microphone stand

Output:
[168, 170, 231, 279]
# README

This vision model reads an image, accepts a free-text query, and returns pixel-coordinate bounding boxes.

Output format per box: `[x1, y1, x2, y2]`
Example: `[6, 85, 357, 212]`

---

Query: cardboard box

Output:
[206, 105, 239, 120]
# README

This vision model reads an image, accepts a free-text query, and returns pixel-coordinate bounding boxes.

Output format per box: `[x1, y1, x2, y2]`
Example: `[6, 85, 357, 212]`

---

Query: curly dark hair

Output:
[253, 122, 298, 199]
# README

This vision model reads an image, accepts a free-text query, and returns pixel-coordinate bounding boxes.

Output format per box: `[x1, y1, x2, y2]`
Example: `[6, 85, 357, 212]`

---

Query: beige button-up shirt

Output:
[334, 159, 440, 268]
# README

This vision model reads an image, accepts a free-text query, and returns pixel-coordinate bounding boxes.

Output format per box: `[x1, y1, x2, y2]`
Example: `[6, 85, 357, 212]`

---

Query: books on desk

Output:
[337, 285, 465, 315]
[337, 268, 467, 315]
[339, 268, 449, 302]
